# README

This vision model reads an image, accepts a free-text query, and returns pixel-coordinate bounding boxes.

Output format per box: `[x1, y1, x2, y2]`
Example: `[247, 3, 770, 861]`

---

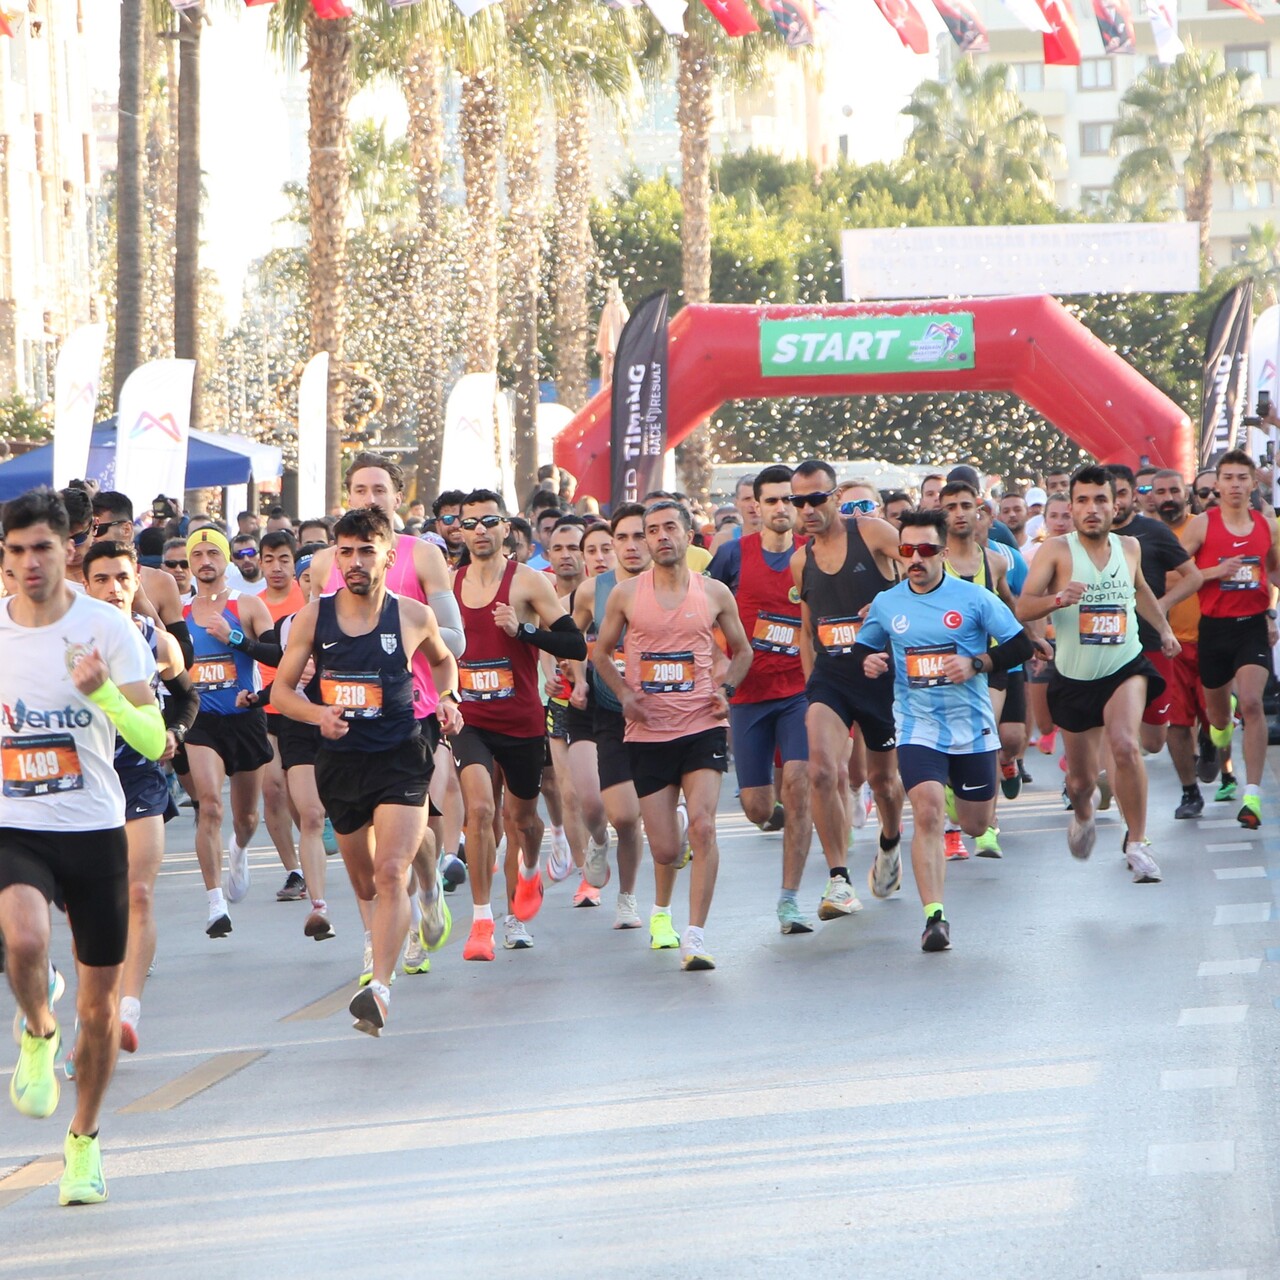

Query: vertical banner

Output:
[609, 289, 669, 511]
[1247, 303, 1279, 412]
[1199, 280, 1253, 470]
[440, 372, 503, 497]
[114, 358, 196, 519]
[1147, 0, 1184, 64]
[52, 323, 107, 489]
[1092, 0, 1136, 52]
[931, 0, 989, 51]
[296, 351, 329, 519]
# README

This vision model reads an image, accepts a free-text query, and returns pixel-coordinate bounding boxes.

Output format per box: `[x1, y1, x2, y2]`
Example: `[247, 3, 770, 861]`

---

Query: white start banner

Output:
[52, 323, 107, 490]
[113, 358, 196, 517]
[296, 351, 329, 519]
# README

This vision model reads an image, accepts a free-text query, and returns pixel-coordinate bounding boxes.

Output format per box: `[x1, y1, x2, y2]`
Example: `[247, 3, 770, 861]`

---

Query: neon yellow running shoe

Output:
[975, 827, 1002, 858]
[1238, 793, 1261, 830]
[10, 1025, 61, 1119]
[649, 910, 679, 950]
[59, 1128, 107, 1205]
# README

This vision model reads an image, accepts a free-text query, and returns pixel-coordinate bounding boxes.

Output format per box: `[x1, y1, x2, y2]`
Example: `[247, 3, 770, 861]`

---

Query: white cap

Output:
[1025, 487, 1048, 508]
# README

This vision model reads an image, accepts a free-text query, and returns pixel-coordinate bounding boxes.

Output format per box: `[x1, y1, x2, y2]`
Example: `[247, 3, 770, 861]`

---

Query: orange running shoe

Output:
[463, 919, 496, 961]
[1037, 730, 1057, 755]
[944, 830, 969, 861]
[572, 876, 601, 908]
[512, 866, 545, 922]
[119, 1021, 138, 1054]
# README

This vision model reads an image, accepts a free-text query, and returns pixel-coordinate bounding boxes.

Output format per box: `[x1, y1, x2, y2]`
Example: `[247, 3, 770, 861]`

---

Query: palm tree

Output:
[459, 59, 505, 376]
[174, 2, 203, 429]
[1112, 42, 1280, 265]
[114, 0, 146, 401]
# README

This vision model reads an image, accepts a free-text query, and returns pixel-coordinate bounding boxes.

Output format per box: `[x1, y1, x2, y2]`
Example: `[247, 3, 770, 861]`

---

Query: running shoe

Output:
[584, 833, 611, 889]
[119, 1020, 138, 1055]
[304, 906, 335, 941]
[440, 852, 467, 893]
[418, 879, 452, 950]
[614, 893, 642, 930]
[321, 817, 339, 856]
[974, 827, 1002, 859]
[1018, 760, 1032, 784]
[348, 986, 387, 1037]
[1216, 774, 1238, 802]
[1174, 786, 1204, 820]
[547, 836, 575, 884]
[512, 866, 545, 922]
[1238, 794, 1262, 830]
[275, 871, 306, 902]
[944, 830, 969, 861]
[59, 1128, 107, 1205]
[1036, 730, 1057, 755]
[818, 875, 862, 919]
[572, 876, 601, 908]
[503, 915, 534, 949]
[1060, 784, 1072, 811]
[1096, 773, 1113, 811]
[760, 803, 785, 832]
[851, 785, 868, 830]
[921, 910, 951, 953]
[675, 802, 692, 868]
[1196, 734, 1219, 784]
[777, 898, 815, 934]
[1067, 814, 1097, 861]
[358, 933, 373, 987]
[12, 964, 64, 1045]
[868, 839, 902, 899]
[206, 910, 232, 939]
[1125, 840, 1162, 883]
[463, 919, 496, 962]
[225, 838, 250, 904]
[63, 1018, 78, 1081]
[1000, 761, 1022, 800]
[10, 1025, 60, 1118]
[401, 931, 430, 975]
[679, 927, 715, 971]
[649, 910, 679, 950]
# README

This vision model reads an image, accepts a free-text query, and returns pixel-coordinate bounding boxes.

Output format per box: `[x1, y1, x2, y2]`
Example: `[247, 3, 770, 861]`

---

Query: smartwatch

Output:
[519, 622, 538, 641]
[720, 682, 736, 698]
[1268, 609, 1278, 620]
[971, 656, 985, 674]
[228, 627, 245, 647]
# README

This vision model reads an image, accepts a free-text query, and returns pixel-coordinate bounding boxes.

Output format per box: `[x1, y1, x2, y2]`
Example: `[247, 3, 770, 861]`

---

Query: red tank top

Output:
[623, 570, 719, 743]
[734, 532, 804, 705]
[258, 581, 305, 715]
[453, 558, 544, 737]
[1195, 507, 1272, 618]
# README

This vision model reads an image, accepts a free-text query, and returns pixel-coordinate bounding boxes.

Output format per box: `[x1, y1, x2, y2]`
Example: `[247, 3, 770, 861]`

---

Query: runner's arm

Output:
[415, 539, 466, 657]
[514, 569, 587, 660]
[708, 580, 753, 694]
[1016, 542, 1071, 622]
[1158, 559, 1202, 614]
[1132, 559, 1177, 651]
[270, 603, 325, 727]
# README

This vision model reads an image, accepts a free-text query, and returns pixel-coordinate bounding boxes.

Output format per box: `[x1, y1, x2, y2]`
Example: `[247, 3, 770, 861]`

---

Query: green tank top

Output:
[1053, 532, 1141, 681]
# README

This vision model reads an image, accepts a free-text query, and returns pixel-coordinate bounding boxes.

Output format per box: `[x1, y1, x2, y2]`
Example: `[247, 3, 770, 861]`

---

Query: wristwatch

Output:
[971, 656, 985, 674]
[720, 682, 736, 698]
[228, 627, 245, 647]
[1268, 609, 1278, 620]
[171, 723, 186, 744]
[519, 622, 537, 641]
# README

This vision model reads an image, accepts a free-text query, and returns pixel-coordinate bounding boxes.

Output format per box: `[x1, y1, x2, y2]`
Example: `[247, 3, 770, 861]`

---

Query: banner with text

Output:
[1199, 280, 1253, 470]
[114, 358, 196, 518]
[296, 351, 329, 520]
[610, 290, 669, 511]
[52, 323, 107, 489]
[760, 314, 975, 377]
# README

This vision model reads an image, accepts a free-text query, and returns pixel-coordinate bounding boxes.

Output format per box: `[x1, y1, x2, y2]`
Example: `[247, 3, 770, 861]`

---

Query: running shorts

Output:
[451, 725, 544, 801]
[592, 705, 632, 791]
[118, 762, 177, 823]
[1153, 643, 1205, 729]
[185, 709, 273, 777]
[1198, 613, 1274, 691]
[629, 727, 728, 799]
[1047, 652, 1165, 735]
[997, 670, 1026, 726]
[563, 699, 596, 746]
[804, 665, 896, 753]
[276, 717, 322, 772]
[897, 745, 998, 802]
[315, 732, 433, 835]
[729, 694, 808, 790]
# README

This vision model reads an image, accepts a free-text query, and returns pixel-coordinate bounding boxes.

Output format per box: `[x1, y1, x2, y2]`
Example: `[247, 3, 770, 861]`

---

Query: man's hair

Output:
[643, 499, 692, 530]
[231, 533, 258, 548]
[4, 488, 70, 537]
[91, 490, 133, 522]
[1043, 468, 1070, 480]
[610, 502, 646, 533]
[921, 472, 945, 487]
[753, 464, 794, 499]
[1154, 469, 1183, 483]
[734, 474, 757, 497]
[898, 509, 947, 537]
[535, 507, 563, 527]
[884, 491, 912, 510]
[641, 490, 674, 503]
[163, 537, 188, 555]
[550, 515, 586, 539]
[793, 459, 837, 487]
[1217, 449, 1257, 474]
[507, 515, 532, 541]
[999, 489, 1026, 503]
[333, 506, 394, 543]
[528, 489, 561, 516]
[940, 480, 978, 502]
[137, 527, 166, 557]
[260, 530, 298, 556]
[267, 505, 287, 520]
[1070, 464, 1115, 496]
[344, 450, 404, 494]
[432, 490, 466, 517]
[1105, 463, 1136, 487]
[237, 510, 255, 522]
[462, 489, 507, 515]
[59, 485, 93, 530]
[82, 538, 138, 577]
[1135, 464, 1158, 478]
[297, 540, 328, 560]
[1045, 491, 1071, 509]
[297, 516, 334, 537]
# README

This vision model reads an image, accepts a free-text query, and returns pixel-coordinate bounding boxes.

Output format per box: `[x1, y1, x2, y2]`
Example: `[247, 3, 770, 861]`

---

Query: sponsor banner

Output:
[441, 373, 515, 508]
[1199, 280, 1253, 469]
[610, 290, 669, 510]
[296, 351, 329, 520]
[114, 358, 196, 518]
[52, 323, 107, 490]
[760, 314, 975, 377]
[1248, 304, 1279, 416]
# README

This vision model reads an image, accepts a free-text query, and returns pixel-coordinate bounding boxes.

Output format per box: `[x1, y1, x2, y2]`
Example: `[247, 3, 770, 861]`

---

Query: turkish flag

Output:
[871, 0, 930, 53]
[1034, 0, 1082, 64]
[1221, 0, 1264, 22]
[311, 0, 353, 16]
[698, 0, 759, 36]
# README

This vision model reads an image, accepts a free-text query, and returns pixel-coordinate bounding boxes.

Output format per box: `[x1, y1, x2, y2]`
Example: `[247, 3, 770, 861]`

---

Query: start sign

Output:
[760, 314, 975, 377]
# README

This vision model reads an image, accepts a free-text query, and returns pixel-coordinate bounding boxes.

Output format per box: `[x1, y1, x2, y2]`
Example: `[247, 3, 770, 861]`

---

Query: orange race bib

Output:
[459, 659, 516, 702]
[817, 615, 861, 655]
[752, 612, 802, 657]
[1220, 555, 1263, 592]
[1079, 604, 1127, 645]
[905, 644, 955, 689]
[640, 651, 695, 693]
[319, 670, 384, 719]
[192, 653, 236, 691]
[2, 733, 83, 798]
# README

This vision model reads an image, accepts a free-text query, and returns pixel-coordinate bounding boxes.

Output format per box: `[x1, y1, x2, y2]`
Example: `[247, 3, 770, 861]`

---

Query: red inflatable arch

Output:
[553, 296, 1194, 499]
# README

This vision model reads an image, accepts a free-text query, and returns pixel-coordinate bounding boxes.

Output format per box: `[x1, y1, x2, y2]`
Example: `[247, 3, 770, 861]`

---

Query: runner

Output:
[856, 510, 1033, 950]
[452, 490, 587, 960]
[0, 488, 164, 1204]
[432, 490, 467, 567]
[594, 500, 752, 970]
[272, 507, 461, 1035]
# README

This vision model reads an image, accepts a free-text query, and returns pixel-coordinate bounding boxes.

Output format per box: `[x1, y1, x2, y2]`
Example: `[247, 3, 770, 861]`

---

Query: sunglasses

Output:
[1196, 488, 1216, 499]
[787, 490, 835, 509]
[1136, 485, 1153, 495]
[461, 515, 504, 530]
[94, 518, 130, 537]
[438, 514, 461, 525]
[70, 529, 91, 547]
[233, 547, 259, 559]
[163, 558, 188, 570]
[898, 542, 944, 559]
[841, 499, 877, 516]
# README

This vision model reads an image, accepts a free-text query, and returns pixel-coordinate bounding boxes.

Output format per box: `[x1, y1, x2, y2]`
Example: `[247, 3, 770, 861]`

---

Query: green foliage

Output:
[0, 394, 52, 447]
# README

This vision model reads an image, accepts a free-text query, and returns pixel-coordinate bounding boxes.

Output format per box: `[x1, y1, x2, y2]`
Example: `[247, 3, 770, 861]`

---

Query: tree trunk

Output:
[460, 65, 504, 374]
[676, 34, 715, 503]
[175, 4, 201, 431]
[143, 26, 175, 363]
[552, 86, 592, 413]
[1187, 161, 1214, 272]
[113, 0, 145, 401]
[306, 11, 354, 510]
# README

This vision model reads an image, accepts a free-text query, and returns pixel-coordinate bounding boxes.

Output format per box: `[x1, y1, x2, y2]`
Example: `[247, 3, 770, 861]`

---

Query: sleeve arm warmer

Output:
[232, 627, 283, 666]
[428, 589, 466, 658]
[850, 643, 881, 670]
[160, 670, 200, 734]
[87, 679, 166, 761]
[166, 618, 194, 669]
[518, 614, 587, 660]
[988, 631, 1035, 674]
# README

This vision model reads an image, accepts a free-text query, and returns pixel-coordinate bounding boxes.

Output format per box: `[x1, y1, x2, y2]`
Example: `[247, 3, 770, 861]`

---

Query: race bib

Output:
[1220, 555, 1263, 592]
[192, 652, 236, 691]
[640, 651, 695, 693]
[320, 669, 384, 720]
[905, 643, 955, 689]
[2, 733, 83, 798]
[459, 658, 515, 702]
[1079, 604, 1127, 645]
[752, 612, 801, 657]
[817, 615, 861, 655]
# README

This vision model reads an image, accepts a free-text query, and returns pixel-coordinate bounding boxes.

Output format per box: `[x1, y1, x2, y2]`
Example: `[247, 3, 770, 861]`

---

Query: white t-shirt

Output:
[227, 566, 267, 596]
[0, 591, 155, 831]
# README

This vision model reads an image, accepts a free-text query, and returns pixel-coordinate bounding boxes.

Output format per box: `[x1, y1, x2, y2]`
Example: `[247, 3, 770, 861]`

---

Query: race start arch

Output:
[552, 297, 1194, 499]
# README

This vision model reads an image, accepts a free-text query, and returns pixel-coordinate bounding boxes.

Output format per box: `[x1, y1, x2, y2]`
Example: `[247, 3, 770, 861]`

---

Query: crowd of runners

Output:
[1, 445, 1277, 1205]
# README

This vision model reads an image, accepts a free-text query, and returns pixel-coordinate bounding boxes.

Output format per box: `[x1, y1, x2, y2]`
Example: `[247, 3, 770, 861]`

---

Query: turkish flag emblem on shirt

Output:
[699, 0, 760, 35]
[1034, 0, 1083, 64]
[872, 0, 931, 53]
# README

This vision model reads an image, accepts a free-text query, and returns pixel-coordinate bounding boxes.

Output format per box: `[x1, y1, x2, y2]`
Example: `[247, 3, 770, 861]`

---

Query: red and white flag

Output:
[871, 0, 931, 53]
[698, 0, 759, 36]
[1221, 0, 1263, 22]
[931, 0, 989, 51]
[1034, 0, 1082, 64]
[1000, 0, 1052, 33]
[311, 0, 353, 16]
[1147, 0, 1184, 63]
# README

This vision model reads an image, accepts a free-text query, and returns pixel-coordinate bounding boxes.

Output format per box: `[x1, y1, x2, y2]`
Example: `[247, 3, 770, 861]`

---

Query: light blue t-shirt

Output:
[857, 574, 1022, 754]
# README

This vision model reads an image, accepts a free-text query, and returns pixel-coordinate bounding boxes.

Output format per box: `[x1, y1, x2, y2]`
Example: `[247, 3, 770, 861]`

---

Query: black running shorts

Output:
[628, 727, 729, 799]
[314, 732, 433, 835]
[450, 725, 545, 801]
[1047, 653, 1165, 735]
[804, 662, 896, 752]
[592, 705, 632, 791]
[1198, 613, 1274, 691]
[185, 709, 273, 777]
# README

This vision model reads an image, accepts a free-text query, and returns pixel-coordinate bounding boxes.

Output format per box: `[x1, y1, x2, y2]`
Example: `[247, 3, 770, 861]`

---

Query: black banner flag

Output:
[1200, 280, 1253, 470]
[610, 290, 669, 511]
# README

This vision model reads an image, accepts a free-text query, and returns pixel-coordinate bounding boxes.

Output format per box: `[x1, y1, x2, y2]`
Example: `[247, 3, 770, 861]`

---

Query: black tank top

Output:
[801, 522, 894, 671]
[312, 591, 417, 753]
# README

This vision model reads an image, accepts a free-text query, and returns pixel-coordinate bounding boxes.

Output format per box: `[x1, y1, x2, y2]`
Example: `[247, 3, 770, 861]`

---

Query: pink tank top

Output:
[623, 570, 719, 743]
[325, 534, 438, 719]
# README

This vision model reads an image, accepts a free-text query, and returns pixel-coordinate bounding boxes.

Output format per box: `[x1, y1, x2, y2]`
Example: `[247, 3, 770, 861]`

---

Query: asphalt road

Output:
[0, 749, 1277, 1279]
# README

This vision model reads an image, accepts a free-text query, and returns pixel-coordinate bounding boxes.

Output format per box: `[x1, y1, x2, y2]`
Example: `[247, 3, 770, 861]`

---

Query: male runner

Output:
[857, 510, 1032, 950]
[273, 507, 461, 1035]
[1018, 466, 1177, 880]
[708, 475, 760, 555]
[918, 475, 944, 510]
[790, 459, 904, 919]
[452, 490, 587, 959]
[432, 490, 467, 566]
[0, 488, 164, 1204]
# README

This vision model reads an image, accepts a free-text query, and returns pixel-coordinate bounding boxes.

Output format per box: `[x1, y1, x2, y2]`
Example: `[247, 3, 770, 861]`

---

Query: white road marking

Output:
[1197, 958, 1262, 976]
[1159, 1067, 1239, 1090]
[1213, 903, 1273, 925]
[1213, 867, 1268, 880]
[1206, 842, 1256, 853]
[1178, 1006, 1248, 1026]
[1146, 1141, 1235, 1175]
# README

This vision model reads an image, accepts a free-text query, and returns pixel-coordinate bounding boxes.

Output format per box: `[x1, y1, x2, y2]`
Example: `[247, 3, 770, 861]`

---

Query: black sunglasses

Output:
[787, 490, 835, 509]
[70, 529, 91, 547]
[438, 514, 461, 525]
[461, 515, 504, 530]
[163, 558, 188, 570]
[1196, 488, 1216, 499]
[94, 518, 130, 537]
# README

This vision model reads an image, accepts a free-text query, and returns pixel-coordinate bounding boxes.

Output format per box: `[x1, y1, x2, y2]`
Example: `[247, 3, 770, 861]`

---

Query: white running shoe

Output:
[675, 802, 692, 868]
[225, 838, 250, 904]
[818, 875, 863, 919]
[503, 915, 534, 950]
[851, 782, 870, 830]
[547, 836, 575, 884]
[1125, 841, 1162, 883]
[584, 833, 611, 889]
[401, 930, 430, 975]
[1067, 815, 1097, 861]
[867, 840, 902, 899]
[358, 932, 374, 986]
[614, 892, 642, 930]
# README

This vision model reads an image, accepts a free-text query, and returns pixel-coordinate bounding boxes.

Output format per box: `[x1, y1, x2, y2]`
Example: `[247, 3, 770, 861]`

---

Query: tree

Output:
[174, 2, 203, 430]
[113, 0, 146, 402]
[1112, 42, 1280, 265]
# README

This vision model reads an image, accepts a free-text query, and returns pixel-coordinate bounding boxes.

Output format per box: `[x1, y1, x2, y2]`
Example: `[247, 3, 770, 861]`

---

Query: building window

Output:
[1079, 59, 1115, 91]
[1012, 63, 1044, 94]
[1231, 237, 1251, 262]
[1225, 45, 1270, 78]
[1080, 123, 1114, 155]
[1231, 180, 1275, 209]
[1081, 186, 1112, 209]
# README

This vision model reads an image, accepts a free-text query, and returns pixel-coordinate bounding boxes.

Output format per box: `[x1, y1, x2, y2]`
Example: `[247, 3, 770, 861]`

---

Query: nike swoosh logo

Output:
[712, 753, 725, 760]
[322, 641, 338, 649]
[960, 784, 983, 792]
[1232, 540, 1249, 548]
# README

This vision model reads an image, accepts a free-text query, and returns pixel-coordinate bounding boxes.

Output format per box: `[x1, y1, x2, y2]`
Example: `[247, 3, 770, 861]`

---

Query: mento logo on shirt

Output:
[892, 614, 909, 634]
[380, 633, 398, 654]
[943, 611, 963, 630]
[63, 638, 96, 677]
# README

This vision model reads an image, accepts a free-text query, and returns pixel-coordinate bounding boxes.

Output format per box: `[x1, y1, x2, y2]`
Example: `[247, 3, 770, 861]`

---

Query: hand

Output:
[160, 730, 179, 764]
[1055, 581, 1087, 607]
[1269, 621, 1279, 649]
[863, 652, 889, 679]
[570, 681, 588, 710]
[492, 603, 519, 637]
[436, 696, 463, 736]
[1215, 556, 1244, 580]
[1161, 631, 1182, 659]
[205, 613, 232, 643]
[710, 688, 729, 721]
[941, 653, 977, 685]
[70, 647, 109, 697]
[318, 705, 350, 741]
[1032, 637, 1054, 663]
[234, 689, 256, 709]
[621, 687, 648, 726]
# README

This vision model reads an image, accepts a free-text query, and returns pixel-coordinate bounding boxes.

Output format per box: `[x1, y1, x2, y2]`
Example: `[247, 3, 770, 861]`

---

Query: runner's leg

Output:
[186, 744, 228, 891]
[120, 815, 163, 1009]
[1103, 677, 1150, 842]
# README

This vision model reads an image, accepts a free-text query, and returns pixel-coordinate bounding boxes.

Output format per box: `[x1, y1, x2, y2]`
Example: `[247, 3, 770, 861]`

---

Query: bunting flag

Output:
[1034, 0, 1082, 64]
[698, 0, 759, 36]
[759, 0, 817, 45]
[871, 0, 931, 52]
[311, 0, 353, 15]
[1147, 0, 1184, 62]
[1092, 0, 1135, 51]
[931, 0, 989, 51]
[1000, 0, 1052, 33]
[1221, 0, 1263, 22]
[643, 0, 688, 32]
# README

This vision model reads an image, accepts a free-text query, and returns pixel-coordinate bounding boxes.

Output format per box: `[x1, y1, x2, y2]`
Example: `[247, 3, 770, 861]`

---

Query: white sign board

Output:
[841, 223, 1201, 301]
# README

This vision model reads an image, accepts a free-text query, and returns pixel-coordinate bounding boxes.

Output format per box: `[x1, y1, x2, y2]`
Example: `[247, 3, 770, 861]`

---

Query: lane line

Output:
[280, 984, 354, 1023]
[117, 1050, 265, 1114]
[1159, 1067, 1238, 1090]
[1177, 1006, 1248, 1027]
[1213, 903, 1273, 925]
[1213, 867, 1268, 880]
[1146, 1141, 1235, 1176]
[0, 1155, 61, 1209]
[1197, 958, 1261, 977]
[1142, 1271, 1247, 1280]
[1206, 842, 1255, 853]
